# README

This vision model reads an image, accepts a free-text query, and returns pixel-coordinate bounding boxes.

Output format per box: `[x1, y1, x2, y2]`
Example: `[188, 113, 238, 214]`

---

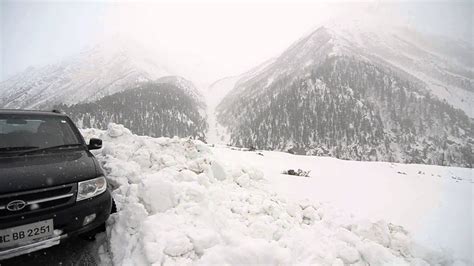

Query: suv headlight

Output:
[77, 176, 107, 201]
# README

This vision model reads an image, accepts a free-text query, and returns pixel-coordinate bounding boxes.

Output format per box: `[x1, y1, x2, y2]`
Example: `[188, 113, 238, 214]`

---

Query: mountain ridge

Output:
[56, 78, 207, 140]
[216, 23, 473, 167]
[0, 39, 171, 109]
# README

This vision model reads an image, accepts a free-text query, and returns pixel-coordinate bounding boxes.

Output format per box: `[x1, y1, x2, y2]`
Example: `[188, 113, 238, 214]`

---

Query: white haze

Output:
[100, 2, 392, 87]
[1, 0, 472, 87]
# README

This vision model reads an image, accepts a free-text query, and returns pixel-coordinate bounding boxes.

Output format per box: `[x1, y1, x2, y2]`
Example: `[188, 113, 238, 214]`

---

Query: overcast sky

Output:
[1, 0, 472, 86]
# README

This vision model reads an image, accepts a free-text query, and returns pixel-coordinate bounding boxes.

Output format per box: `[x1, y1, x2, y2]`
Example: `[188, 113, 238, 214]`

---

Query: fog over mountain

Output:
[0, 18, 472, 167]
[0, 38, 208, 139]
[216, 22, 473, 167]
[0, 38, 172, 109]
[1, 2, 474, 265]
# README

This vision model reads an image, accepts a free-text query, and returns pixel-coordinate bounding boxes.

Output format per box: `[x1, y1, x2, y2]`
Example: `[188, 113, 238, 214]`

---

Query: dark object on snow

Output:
[249, 146, 256, 151]
[257, 152, 264, 156]
[0, 109, 114, 260]
[282, 168, 311, 177]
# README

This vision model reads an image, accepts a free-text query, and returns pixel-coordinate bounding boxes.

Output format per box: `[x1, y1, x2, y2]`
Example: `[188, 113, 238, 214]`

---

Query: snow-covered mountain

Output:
[0, 38, 171, 109]
[217, 23, 473, 167]
[205, 58, 276, 144]
[324, 22, 473, 117]
[156, 76, 206, 111]
[0, 39, 208, 139]
[57, 76, 207, 140]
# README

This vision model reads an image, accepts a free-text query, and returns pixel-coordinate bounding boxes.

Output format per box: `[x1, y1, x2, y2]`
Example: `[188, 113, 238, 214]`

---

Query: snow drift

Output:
[82, 124, 470, 265]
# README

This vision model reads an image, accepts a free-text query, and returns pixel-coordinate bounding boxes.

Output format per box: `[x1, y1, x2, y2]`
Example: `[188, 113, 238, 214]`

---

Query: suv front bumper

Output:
[0, 190, 112, 260]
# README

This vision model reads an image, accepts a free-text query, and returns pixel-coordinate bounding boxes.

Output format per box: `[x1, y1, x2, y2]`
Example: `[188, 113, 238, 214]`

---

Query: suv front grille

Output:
[0, 184, 77, 219]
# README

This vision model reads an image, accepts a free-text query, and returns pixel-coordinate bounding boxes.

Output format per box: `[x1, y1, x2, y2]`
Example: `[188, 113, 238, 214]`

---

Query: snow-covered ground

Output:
[82, 124, 473, 265]
[212, 145, 473, 262]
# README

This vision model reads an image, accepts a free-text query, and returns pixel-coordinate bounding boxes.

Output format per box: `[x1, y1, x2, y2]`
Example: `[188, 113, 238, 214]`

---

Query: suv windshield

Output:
[0, 114, 82, 153]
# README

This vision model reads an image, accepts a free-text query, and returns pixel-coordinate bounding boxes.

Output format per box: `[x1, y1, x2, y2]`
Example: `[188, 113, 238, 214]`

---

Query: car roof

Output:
[0, 109, 67, 117]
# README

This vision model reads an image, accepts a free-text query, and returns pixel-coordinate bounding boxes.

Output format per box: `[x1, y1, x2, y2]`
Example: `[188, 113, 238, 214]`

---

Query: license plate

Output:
[0, 220, 54, 249]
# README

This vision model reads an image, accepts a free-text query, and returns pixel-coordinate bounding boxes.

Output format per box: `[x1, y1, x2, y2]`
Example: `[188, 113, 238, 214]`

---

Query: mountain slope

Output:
[0, 39, 171, 109]
[217, 25, 473, 167]
[57, 78, 207, 140]
[156, 76, 206, 110]
[205, 58, 276, 144]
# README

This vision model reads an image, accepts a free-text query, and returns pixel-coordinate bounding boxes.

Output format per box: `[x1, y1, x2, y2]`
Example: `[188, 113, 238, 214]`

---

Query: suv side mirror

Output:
[88, 138, 102, 150]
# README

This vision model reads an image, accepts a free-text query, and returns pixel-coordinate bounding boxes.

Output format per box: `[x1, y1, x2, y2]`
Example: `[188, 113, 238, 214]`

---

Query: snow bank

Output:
[82, 124, 468, 265]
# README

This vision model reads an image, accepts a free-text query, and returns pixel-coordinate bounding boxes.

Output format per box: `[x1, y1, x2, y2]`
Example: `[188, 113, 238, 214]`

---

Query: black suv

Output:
[0, 110, 112, 260]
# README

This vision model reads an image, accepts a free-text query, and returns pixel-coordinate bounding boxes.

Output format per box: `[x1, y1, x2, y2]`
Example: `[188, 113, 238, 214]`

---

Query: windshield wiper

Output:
[0, 146, 39, 153]
[18, 144, 84, 155]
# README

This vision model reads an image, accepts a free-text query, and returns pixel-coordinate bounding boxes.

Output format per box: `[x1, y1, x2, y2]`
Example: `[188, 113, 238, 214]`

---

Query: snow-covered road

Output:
[79, 124, 472, 265]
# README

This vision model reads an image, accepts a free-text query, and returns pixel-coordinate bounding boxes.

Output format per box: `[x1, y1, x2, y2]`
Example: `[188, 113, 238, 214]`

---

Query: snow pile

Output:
[82, 124, 466, 265]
